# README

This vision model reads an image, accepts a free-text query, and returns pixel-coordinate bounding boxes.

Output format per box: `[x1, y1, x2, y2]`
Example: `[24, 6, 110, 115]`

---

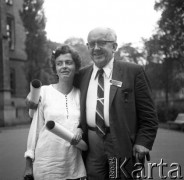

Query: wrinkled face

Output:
[87, 29, 117, 68]
[55, 53, 76, 81]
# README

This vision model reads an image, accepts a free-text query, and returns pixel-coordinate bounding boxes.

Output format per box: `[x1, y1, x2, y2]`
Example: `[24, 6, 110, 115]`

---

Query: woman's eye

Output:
[56, 62, 62, 66]
[66, 61, 73, 65]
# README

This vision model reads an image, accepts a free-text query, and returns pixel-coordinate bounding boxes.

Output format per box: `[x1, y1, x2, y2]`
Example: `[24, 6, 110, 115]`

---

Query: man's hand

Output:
[133, 144, 150, 163]
[70, 128, 83, 145]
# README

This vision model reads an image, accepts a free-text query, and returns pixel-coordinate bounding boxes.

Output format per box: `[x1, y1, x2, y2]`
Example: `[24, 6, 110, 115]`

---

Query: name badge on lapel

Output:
[110, 79, 123, 87]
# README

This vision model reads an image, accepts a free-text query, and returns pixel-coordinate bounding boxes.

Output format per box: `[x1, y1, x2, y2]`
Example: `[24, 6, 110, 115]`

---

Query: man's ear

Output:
[112, 43, 118, 52]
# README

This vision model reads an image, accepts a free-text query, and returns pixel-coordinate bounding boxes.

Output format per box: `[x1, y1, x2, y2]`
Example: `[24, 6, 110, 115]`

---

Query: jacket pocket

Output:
[121, 88, 133, 103]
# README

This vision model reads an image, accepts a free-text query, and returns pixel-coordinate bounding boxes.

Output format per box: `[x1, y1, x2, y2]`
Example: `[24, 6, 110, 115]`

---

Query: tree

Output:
[154, 0, 184, 80]
[144, 0, 184, 93]
[154, 0, 184, 66]
[64, 37, 92, 67]
[156, 0, 184, 92]
[19, 0, 49, 87]
[115, 43, 146, 65]
[144, 0, 184, 120]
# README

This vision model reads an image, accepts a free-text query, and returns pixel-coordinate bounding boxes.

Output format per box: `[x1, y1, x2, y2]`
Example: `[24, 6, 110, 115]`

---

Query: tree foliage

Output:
[64, 37, 92, 67]
[19, 0, 49, 86]
[144, 0, 184, 94]
[154, 0, 184, 65]
[115, 43, 146, 65]
[153, 0, 184, 70]
[143, 0, 184, 118]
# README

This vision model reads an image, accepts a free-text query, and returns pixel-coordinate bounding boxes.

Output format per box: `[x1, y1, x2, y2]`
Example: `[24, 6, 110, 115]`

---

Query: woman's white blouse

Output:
[24, 85, 86, 180]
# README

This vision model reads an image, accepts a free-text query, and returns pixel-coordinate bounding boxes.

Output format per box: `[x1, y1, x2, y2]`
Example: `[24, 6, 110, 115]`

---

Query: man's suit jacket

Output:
[75, 59, 158, 172]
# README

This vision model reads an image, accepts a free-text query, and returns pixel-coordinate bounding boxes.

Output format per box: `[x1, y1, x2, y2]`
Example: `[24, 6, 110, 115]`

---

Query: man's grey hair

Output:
[88, 27, 117, 42]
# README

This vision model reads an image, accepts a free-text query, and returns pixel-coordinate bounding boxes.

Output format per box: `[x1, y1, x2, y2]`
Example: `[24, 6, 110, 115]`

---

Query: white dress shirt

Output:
[86, 58, 114, 127]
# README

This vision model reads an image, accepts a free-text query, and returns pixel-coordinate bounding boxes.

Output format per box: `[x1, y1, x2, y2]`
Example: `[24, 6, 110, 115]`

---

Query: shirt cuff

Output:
[24, 150, 35, 160]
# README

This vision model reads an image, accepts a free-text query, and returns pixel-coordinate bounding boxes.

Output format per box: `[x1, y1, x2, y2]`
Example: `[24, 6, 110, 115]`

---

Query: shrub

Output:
[156, 100, 184, 122]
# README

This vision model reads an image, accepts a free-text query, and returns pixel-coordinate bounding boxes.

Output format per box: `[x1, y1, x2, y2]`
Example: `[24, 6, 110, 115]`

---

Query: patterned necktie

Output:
[96, 69, 106, 137]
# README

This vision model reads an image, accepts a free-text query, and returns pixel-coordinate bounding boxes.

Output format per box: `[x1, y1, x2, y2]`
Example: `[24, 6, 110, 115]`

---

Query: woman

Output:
[24, 44, 86, 180]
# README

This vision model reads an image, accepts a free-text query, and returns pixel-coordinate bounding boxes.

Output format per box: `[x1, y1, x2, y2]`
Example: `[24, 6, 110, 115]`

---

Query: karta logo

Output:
[109, 157, 132, 179]
[109, 157, 184, 179]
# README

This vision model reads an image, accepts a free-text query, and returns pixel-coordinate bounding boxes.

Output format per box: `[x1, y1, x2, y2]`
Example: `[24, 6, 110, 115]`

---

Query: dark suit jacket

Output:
[74, 60, 158, 174]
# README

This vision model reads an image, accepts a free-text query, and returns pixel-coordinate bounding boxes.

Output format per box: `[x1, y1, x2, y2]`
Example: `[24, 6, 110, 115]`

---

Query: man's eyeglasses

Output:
[87, 40, 114, 48]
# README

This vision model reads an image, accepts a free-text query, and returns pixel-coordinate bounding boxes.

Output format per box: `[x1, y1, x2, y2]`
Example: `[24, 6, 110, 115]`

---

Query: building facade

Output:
[0, 0, 28, 126]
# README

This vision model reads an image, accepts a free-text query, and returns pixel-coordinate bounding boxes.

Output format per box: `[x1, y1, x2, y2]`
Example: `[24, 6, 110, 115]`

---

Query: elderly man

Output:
[75, 27, 158, 180]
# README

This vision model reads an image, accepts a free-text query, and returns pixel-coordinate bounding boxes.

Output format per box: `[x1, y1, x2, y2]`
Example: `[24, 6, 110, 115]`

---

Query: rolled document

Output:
[46, 121, 88, 151]
[28, 79, 42, 118]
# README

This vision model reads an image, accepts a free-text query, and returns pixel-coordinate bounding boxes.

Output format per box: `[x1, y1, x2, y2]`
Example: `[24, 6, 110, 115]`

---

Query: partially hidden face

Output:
[55, 53, 76, 81]
[87, 30, 117, 68]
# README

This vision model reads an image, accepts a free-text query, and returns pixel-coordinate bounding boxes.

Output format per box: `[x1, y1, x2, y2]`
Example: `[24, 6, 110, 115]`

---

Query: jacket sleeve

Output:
[134, 67, 158, 150]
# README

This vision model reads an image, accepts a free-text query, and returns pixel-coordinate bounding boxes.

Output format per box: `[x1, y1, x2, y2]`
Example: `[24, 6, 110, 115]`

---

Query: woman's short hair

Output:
[51, 44, 81, 73]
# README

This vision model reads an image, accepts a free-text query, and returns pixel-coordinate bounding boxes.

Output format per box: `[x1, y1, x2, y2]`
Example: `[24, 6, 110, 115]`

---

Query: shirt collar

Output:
[93, 58, 114, 80]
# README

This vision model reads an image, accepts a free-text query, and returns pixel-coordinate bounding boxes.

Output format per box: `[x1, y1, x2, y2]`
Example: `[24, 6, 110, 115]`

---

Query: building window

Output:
[6, 16, 15, 50]
[10, 68, 16, 96]
[5, 0, 13, 5]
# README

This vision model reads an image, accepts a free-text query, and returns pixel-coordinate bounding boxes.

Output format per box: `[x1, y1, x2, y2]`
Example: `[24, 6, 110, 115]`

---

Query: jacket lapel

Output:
[109, 60, 123, 107]
[80, 65, 93, 112]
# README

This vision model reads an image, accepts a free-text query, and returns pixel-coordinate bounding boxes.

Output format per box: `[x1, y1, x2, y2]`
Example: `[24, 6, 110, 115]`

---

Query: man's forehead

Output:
[88, 28, 115, 41]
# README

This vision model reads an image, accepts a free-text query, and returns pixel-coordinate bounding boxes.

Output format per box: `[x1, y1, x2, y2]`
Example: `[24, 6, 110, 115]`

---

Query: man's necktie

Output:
[96, 69, 106, 137]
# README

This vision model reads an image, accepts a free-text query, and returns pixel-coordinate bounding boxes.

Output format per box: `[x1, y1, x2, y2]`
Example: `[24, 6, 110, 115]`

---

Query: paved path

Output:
[144, 128, 184, 179]
[0, 126, 184, 180]
[0, 125, 29, 180]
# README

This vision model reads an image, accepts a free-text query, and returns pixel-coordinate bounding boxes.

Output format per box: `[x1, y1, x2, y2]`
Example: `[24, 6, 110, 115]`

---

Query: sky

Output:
[43, 0, 161, 47]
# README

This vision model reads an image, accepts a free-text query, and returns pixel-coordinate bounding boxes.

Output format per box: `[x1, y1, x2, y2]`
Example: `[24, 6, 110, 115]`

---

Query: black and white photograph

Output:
[0, 0, 184, 179]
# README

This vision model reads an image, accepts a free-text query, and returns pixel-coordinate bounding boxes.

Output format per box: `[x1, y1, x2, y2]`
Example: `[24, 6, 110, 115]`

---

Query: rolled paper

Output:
[46, 121, 88, 151]
[28, 79, 42, 118]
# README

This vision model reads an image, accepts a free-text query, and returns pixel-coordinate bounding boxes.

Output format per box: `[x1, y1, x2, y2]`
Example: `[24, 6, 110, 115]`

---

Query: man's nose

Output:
[94, 42, 100, 50]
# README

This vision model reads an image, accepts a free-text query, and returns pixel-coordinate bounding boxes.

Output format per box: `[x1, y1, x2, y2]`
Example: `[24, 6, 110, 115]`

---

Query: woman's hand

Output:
[70, 128, 83, 145]
[23, 157, 34, 180]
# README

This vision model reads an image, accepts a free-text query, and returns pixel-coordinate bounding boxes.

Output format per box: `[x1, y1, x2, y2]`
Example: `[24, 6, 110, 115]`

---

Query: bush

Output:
[156, 100, 184, 122]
